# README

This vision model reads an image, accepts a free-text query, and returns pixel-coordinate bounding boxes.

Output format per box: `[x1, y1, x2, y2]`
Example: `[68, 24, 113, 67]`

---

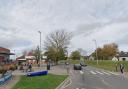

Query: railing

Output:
[0, 72, 12, 85]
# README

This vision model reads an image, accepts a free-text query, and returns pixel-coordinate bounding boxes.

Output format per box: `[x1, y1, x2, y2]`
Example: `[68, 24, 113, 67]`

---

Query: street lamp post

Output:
[93, 39, 98, 65]
[38, 31, 42, 67]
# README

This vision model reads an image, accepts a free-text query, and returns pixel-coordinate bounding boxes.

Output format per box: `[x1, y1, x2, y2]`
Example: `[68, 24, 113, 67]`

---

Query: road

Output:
[66, 66, 128, 89]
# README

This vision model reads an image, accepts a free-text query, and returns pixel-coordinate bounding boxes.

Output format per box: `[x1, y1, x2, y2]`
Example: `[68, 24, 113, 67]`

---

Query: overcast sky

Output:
[0, 0, 128, 55]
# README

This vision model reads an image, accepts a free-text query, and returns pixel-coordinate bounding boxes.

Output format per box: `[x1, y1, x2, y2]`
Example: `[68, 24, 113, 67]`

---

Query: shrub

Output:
[0, 66, 7, 76]
[9, 64, 17, 71]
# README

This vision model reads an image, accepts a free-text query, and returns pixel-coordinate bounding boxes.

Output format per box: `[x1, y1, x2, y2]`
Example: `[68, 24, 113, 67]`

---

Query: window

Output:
[122, 58, 126, 61]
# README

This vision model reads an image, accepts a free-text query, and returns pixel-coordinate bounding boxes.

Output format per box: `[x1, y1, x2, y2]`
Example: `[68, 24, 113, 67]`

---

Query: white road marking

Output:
[95, 71, 104, 75]
[80, 71, 84, 75]
[101, 79, 110, 86]
[63, 78, 72, 89]
[109, 72, 119, 75]
[102, 71, 111, 75]
[90, 71, 97, 74]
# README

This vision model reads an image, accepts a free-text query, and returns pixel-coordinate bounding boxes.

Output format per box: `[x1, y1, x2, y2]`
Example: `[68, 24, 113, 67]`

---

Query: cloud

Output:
[0, 0, 128, 55]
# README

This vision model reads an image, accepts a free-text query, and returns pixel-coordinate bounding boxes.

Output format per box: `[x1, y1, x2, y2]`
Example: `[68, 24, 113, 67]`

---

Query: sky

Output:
[0, 0, 128, 56]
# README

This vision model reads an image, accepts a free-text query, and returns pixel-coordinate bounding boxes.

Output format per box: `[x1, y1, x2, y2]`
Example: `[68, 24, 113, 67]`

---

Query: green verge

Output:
[12, 74, 68, 89]
[86, 60, 128, 72]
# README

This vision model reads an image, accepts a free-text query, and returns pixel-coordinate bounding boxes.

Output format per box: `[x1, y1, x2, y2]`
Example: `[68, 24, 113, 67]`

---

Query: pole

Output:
[93, 39, 98, 65]
[14, 50, 16, 60]
[38, 31, 42, 67]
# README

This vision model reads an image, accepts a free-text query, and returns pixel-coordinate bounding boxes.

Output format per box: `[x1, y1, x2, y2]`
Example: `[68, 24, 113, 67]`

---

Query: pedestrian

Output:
[24, 64, 27, 72]
[28, 63, 32, 72]
[115, 63, 118, 72]
[120, 64, 124, 74]
[66, 62, 70, 74]
[38, 63, 40, 67]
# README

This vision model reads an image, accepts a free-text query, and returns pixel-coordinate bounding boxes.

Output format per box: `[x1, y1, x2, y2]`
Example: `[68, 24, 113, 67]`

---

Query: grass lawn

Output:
[70, 60, 128, 72]
[12, 74, 68, 89]
[70, 60, 80, 64]
[86, 60, 128, 72]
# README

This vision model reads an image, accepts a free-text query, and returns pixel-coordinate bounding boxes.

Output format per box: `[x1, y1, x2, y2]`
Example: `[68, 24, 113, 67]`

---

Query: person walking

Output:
[120, 64, 124, 74]
[28, 63, 32, 72]
[115, 63, 118, 72]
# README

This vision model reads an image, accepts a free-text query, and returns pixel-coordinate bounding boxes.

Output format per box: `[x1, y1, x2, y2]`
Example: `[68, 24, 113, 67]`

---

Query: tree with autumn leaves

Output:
[92, 43, 119, 60]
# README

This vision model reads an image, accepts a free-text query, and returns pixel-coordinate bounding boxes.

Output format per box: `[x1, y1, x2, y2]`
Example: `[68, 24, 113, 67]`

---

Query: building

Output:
[0, 47, 14, 64]
[16, 55, 26, 65]
[112, 56, 119, 61]
[25, 52, 36, 64]
[118, 51, 128, 61]
[112, 51, 128, 61]
[16, 52, 36, 65]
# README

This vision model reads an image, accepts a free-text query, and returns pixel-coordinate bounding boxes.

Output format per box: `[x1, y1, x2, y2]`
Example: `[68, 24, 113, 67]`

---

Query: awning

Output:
[0, 52, 15, 55]
[17, 59, 26, 61]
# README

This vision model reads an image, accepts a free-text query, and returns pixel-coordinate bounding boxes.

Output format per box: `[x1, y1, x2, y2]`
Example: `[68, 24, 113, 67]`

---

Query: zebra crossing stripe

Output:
[95, 71, 104, 75]
[109, 72, 119, 75]
[90, 71, 97, 74]
[102, 71, 111, 75]
[90, 70, 119, 76]
[80, 71, 84, 75]
[76, 88, 86, 89]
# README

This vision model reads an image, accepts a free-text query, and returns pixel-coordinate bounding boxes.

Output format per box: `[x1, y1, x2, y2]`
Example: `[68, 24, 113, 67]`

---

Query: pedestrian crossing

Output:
[76, 88, 86, 89]
[70, 69, 119, 77]
[88, 70, 119, 76]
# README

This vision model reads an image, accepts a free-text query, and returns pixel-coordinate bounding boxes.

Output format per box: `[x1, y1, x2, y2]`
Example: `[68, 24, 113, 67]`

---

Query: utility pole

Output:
[93, 39, 98, 65]
[14, 50, 16, 60]
[38, 31, 42, 67]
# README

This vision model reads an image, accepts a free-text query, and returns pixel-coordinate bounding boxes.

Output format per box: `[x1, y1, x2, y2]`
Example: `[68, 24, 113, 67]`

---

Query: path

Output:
[0, 75, 20, 89]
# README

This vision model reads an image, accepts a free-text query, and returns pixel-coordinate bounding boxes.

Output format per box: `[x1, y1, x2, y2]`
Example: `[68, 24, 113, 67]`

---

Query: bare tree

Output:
[22, 50, 27, 56]
[44, 30, 72, 64]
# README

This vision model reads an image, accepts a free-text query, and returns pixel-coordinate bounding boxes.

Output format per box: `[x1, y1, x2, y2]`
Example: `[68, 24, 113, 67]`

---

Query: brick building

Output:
[0, 47, 14, 64]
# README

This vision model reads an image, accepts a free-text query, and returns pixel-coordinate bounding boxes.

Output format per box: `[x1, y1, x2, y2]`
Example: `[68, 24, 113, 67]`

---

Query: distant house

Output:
[25, 52, 36, 64]
[0, 47, 14, 64]
[89, 56, 95, 60]
[112, 51, 128, 61]
[118, 51, 128, 61]
[16, 55, 26, 65]
[16, 52, 36, 65]
[112, 56, 119, 61]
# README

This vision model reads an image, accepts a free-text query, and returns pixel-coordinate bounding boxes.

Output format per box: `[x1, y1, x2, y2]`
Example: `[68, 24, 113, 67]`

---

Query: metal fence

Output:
[0, 72, 12, 85]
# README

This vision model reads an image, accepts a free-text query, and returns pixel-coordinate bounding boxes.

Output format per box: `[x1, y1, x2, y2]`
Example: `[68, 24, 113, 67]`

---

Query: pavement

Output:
[66, 66, 128, 89]
[12, 65, 67, 75]
[0, 75, 20, 89]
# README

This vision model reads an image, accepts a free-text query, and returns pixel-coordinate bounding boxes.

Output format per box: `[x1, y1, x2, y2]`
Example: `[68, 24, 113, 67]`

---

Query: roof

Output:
[0, 47, 10, 53]
[17, 59, 26, 61]
[0, 52, 14, 55]
[118, 51, 128, 57]
[16, 55, 25, 60]
[0, 47, 14, 55]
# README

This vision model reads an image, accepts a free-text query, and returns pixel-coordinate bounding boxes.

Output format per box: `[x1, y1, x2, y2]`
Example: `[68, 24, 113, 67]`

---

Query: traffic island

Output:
[12, 74, 68, 89]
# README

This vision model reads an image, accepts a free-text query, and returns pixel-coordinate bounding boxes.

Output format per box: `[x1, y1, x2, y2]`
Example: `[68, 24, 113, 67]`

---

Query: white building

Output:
[112, 51, 128, 61]
[112, 56, 119, 61]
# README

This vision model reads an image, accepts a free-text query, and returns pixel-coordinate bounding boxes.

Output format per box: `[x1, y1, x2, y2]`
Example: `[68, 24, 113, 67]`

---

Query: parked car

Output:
[80, 62, 87, 67]
[74, 64, 82, 70]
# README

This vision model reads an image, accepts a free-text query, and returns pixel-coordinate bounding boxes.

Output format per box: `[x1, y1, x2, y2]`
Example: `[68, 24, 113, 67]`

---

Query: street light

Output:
[92, 39, 99, 65]
[38, 31, 42, 67]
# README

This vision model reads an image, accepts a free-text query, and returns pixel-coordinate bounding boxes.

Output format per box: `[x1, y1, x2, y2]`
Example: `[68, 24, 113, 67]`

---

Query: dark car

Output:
[74, 64, 82, 70]
[80, 62, 87, 67]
